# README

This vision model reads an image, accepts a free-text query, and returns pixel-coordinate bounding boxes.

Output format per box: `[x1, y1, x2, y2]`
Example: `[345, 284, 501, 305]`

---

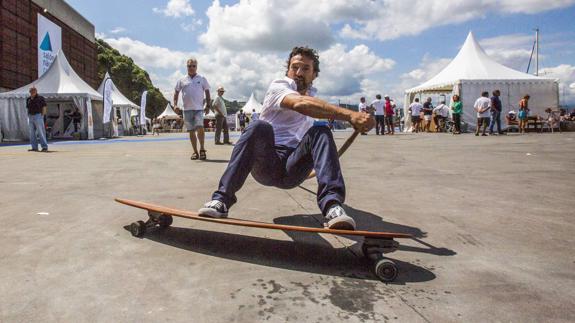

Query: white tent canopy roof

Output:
[241, 93, 263, 114]
[406, 32, 554, 93]
[97, 72, 139, 109]
[158, 103, 180, 119]
[0, 50, 102, 100]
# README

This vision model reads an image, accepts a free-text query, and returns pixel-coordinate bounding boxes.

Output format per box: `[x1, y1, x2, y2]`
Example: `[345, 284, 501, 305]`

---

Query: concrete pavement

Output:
[1, 131, 574, 322]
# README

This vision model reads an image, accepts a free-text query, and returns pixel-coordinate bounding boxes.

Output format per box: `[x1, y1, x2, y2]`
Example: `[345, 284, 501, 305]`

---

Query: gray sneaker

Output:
[198, 200, 228, 218]
[325, 205, 356, 230]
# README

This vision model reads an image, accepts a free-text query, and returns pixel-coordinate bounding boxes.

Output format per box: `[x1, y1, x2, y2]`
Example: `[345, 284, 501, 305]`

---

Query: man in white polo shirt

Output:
[371, 94, 385, 135]
[174, 57, 212, 160]
[199, 46, 375, 230]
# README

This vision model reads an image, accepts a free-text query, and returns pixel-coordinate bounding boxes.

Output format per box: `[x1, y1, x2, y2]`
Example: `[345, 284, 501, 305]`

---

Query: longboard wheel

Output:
[130, 220, 146, 237]
[374, 259, 398, 283]
[158, 214, 173, 228]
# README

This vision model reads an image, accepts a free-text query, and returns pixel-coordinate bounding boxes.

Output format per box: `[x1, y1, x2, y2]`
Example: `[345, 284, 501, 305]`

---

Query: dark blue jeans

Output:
[490, 111, 502, 133]
[212, 120, 345, 215]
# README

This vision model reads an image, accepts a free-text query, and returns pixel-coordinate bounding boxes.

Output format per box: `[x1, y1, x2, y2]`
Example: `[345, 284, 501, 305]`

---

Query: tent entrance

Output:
[45, 101, 81, 139]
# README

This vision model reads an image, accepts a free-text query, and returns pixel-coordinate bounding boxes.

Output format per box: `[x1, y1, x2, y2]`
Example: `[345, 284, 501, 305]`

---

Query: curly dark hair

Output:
[285, 46, 320, 76]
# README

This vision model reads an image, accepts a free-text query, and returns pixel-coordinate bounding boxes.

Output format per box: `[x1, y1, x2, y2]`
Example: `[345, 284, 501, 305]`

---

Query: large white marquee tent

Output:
[0, 51, 103, 141]
[403, 32, 559, 131]
[97, 72, 140, 135]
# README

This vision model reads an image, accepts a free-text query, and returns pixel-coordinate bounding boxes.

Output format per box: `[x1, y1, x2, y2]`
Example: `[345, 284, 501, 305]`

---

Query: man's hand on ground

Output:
[350, 111, 375, 133]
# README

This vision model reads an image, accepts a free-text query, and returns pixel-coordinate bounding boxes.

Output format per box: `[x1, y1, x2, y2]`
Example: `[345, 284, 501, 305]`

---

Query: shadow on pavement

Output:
[128, 225, 436, 285]
[273, 205, 457, 257]
[200, 159, 230, 163]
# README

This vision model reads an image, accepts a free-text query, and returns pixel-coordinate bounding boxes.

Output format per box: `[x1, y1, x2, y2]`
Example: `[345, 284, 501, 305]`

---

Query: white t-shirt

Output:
[433, 104, 450, 118]
[409, 102, 423, 116]
[251, 112, 259, 121]
[371, 99, 385, 115]
[174, 74, 210, 111]
[474, 97, 491, 118]
[358, 102, 367, 112]
[260, 77, 315, 148]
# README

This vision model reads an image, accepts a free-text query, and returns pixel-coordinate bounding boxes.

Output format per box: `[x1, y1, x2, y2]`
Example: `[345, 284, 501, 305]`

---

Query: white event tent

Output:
[0, 50, 103, 140]
[158, 103, 180, 120]
[241, 93, 263, 115]
[97, 72, 140, 134]
[403, 32, 559, 131]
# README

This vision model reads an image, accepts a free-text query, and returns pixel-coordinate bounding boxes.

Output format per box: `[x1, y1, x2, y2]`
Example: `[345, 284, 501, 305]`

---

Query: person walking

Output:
[489, 90, 503, 135]
[26, 86, 49, 152]
[474, 91, 491, 136]
[174, 57, 212, 160]
[212, 86, 232, 145]
[384, 95, 395, 135]
[450, 95, 462, 134]
[371, 94, 385, 135]
[408, 98, 423, 133]
[518, 95, 530, 134]
[198, 46, 375, 230]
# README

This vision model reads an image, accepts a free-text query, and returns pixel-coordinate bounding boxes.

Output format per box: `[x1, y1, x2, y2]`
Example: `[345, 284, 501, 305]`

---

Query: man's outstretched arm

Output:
[282, 94, 375, 132]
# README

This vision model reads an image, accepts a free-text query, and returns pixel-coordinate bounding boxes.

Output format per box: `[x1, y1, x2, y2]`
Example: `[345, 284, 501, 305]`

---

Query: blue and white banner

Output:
[37, 14, 62, 77]
[140, 91, 148, 127]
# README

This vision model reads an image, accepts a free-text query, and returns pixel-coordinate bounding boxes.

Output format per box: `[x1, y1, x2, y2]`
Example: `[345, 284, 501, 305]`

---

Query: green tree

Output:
[96, 39, 167, 118]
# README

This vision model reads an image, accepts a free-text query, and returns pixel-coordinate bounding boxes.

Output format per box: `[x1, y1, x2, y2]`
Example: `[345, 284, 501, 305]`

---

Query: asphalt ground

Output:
[1, 130, 574, 322]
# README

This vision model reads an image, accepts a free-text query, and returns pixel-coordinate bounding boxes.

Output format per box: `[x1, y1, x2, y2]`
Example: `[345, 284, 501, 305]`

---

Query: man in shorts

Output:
[422, 97, 433, 132]
[198, 46, 375, 230]
[174, 58, 212, 160]
[474, 91, 491, 136]
[409, 98, 423, 133]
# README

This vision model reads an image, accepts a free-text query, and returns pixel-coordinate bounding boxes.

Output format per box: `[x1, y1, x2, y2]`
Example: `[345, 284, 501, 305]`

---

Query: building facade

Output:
[0, 0, 97, 92]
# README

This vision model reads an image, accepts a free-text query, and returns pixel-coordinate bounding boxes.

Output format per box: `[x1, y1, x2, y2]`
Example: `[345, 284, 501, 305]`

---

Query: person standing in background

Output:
[422, 97, 434, 132]
[451, 95, 462, 134]
[213, 86, 232, 145]
[518, 94, 530, 134]
[371, 94, 385, 135]
[409, 98, 423, 133]
[26, 86, 49, 152]
[384, 95, 395, 135]
[358, 97, 368, 135]
[489, 90, 503, 135]
[474, 91, 491, 136]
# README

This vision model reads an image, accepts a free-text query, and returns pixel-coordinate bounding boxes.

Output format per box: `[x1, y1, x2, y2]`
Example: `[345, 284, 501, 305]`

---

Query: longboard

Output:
[116, 198, 412, 282]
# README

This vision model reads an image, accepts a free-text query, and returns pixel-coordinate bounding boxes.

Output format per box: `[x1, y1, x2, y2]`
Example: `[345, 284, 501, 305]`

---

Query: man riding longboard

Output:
[198, 47, 375, 230]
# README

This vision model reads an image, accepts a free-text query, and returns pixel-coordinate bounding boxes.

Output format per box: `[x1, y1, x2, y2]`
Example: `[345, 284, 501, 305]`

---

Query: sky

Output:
[66, 0, 575, 106]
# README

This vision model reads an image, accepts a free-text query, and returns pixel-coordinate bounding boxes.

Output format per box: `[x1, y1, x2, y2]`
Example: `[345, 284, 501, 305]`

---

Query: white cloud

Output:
[540, 64, 575, 104]
[199, 0, 335, 52]
[315, 44, 395, 98]
[153, 0, 195, 18]
[180, 19, 203, 32]
[340, 0, 575, 41]
[109, 27, 126, 34]
[480, 34, 535, 71]
[104, 37, 193, 70]
[101, 35, 396, 105]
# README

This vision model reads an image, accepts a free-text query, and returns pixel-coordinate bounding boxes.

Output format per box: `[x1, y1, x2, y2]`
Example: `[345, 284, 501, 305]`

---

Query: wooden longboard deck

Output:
[116, 198, 412, 239]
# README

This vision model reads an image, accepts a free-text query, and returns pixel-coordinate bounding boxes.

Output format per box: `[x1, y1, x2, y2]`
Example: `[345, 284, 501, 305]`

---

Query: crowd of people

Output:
[358, 94, 400, 135]
[405, 90, 536, 135]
